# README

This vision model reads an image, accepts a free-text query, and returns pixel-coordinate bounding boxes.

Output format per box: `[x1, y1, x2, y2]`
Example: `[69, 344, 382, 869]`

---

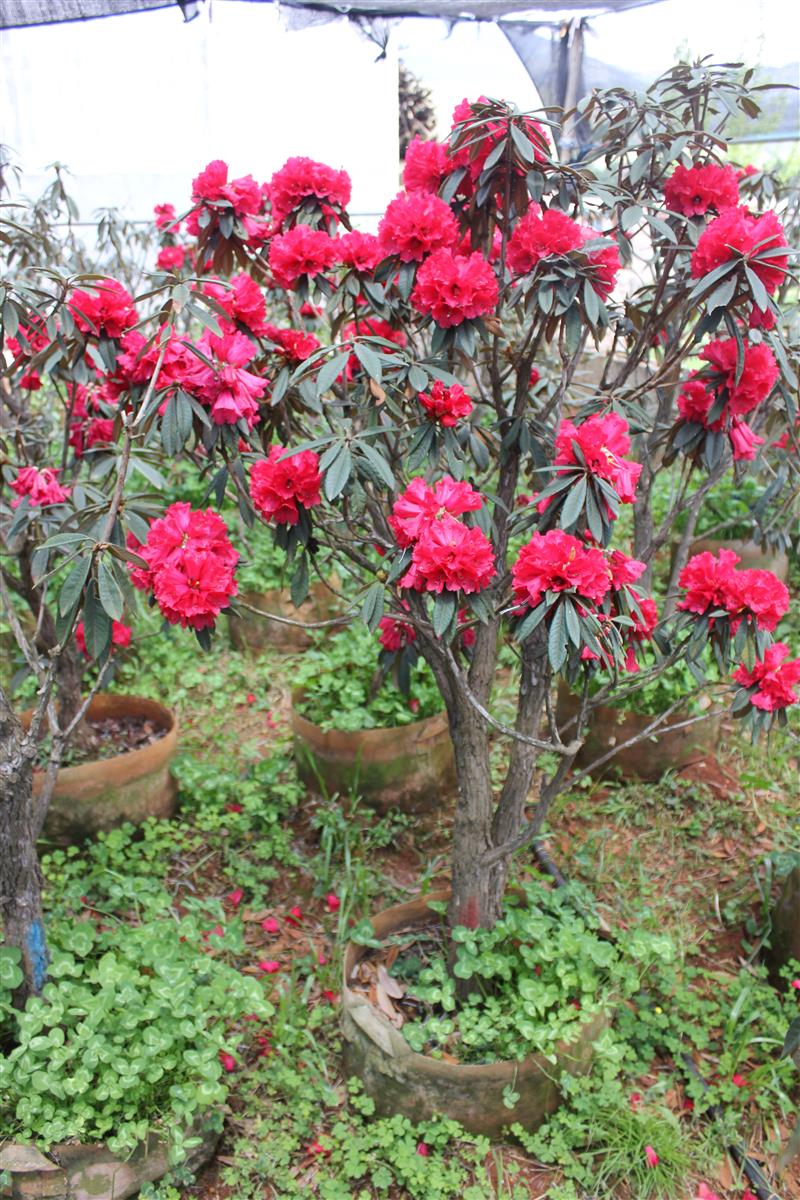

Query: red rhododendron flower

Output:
[609, 550, 647, 589]
[728, 418, 764, 462]
[129, 502, 238, 631]
[190, 160, 265, 241]
[389, 476, 484, 547]
[691, 205, 789, 298]
[326, 892, 340, 912]
[529, 366, 541, 389]
[10, 466, 71, 508]
[156, 244, 186, 272]
[448, 98, 548, 178]
[336, 230, 383, 273]
[258, 959, 280, 974]
[644, 1145, 659, 1168]
[629, 1092, 643, 1110]
[731, 1073, 748, 1087]
[512, 531, 611, 609]
[402, 515, 496, 594]
[458, 607, 477, 648]
[75, 619, 132, 659]
[286, 905, 303, 925]
[154, 202, 180, 232]
[411, 248, 499, 328]
[267, 156, 351, 228]
[663, 162, 739, 216]
[418, 380, 474, 427]
[508, 206, 584, 274]
[791, 980, 800, 990]
[507, 206, 620, 297]
[69, 280, 137, 339]
[218, 1051, 237, 1072]
[403, 136, 448, 194]
[250, 445, 322, 525]
[554, 412, 641, 503]
[269, 225, 338, 288]
[378, 615, 417, 651]
[262, 917, 280, 934]
[677, 548, 740, 617]
[378, 191, 458, 263]
[416, 1142, 430, 1157]
[186, 330, 267, 428]
[263, 323, 321, 362]
[733, 642, 800, 711]
[227, 887, 244, 908]
[725, 568, 789, 633]
[205, 273, 270, 337]
[699, 338, 778, 417]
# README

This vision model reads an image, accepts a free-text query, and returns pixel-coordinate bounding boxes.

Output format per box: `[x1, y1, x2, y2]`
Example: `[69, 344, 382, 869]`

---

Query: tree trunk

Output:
[445, 697, 501, 932]
[0, 685, 48, 1007]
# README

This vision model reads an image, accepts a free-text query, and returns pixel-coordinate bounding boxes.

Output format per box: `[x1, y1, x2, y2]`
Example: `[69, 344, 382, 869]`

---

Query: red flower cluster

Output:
[336, 230, 383, 273]
[67, 384, 117, 458]
[189, 159, 266, 241]
[389, 476, 483, 547]
[733, 643, 800, 711]
[130, 502, 239, 631]
[677, 337, 778, 461]
[10, 466, 71, 508]
[507, 207, 620, 298]
[250, 445, 322, 525]
[512, 530, 611, 609]
[402, 515, 496, 595]
[154, 202, 180, 232]
[663, 162, 739, 216]
[418, 381, 474, 427]
[269, 225, 338, 288]
[205, 273, 270, 337]
[678, 548, 789, 633]
[264, 323, 321, 362]
[69, 280, 137, 340]
[378, 615, 417, 651]
[403, 135, 448, 195]
[411, 248, 499, 328]
[553, 412, 641, 503]
[156, 245, 187, 273]
[378, 192, 458, 263]
[449, 98, 549, 179]
[699, 338, 778, 416]
[187, 331, 267, 428]
[6, 321, 51, 390]
[267, 156, 351, 228]
[75, 619, 132, 659]
[389, 477, 494, 595]
[691, 206, 789, 303]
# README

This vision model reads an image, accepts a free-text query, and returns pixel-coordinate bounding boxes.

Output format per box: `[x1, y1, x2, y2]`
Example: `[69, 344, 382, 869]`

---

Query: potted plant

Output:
[291, 621, 456, 813]
[3, 60, 798, 1143]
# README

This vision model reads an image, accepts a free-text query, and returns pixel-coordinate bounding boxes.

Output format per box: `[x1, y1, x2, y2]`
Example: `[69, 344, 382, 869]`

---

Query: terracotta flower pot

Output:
[342, 891, 605, 1139]
[290, 693, 456, 815]
[24, 694, 178, 843]
[0, 1117, 218, 1200]
[687, 536, 790, 583]
[557, 686, 719, 781]
[228, 579, 339, 653]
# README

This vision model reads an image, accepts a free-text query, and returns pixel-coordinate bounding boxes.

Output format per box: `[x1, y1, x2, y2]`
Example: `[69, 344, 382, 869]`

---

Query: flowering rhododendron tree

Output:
[2, 62, 799, 1001]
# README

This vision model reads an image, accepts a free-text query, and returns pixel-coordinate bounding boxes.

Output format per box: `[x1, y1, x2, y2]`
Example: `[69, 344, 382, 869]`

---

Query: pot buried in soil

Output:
[290, 693, 456, 815]
[24, 694, 178, 843]
[342, 891, 605, 1139]
[0, 1117, 218, 1200]
[228, 580, 339, 653]
[765, 865, 800, 982]
[557, 686, 720, 782]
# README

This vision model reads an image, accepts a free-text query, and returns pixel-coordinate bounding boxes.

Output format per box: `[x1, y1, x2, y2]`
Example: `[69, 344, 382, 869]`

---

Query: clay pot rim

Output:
[23, 693, 178, 787]
[342, 888, 608, 1084]
[291, 687, 448, 746]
